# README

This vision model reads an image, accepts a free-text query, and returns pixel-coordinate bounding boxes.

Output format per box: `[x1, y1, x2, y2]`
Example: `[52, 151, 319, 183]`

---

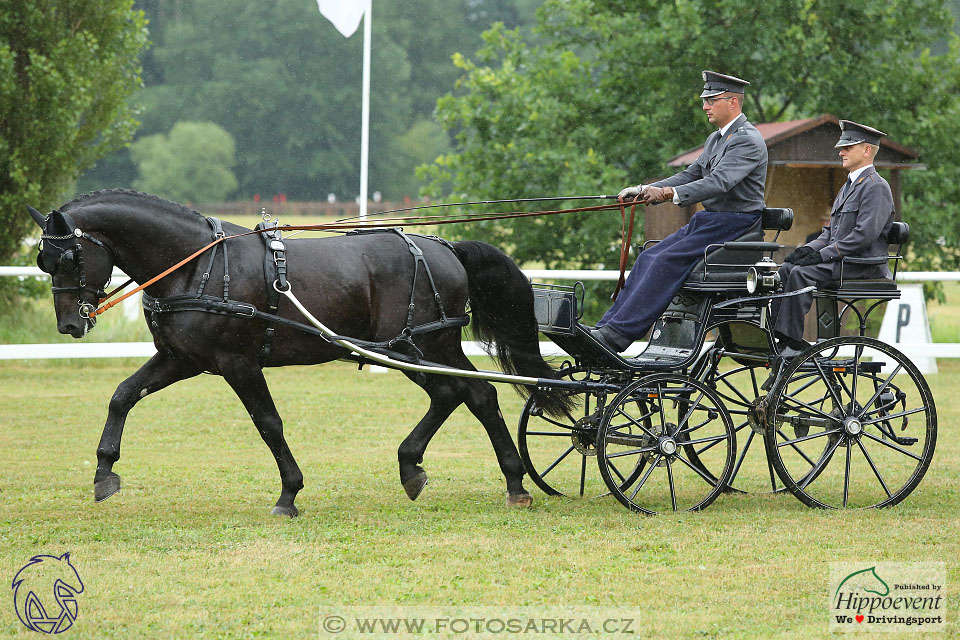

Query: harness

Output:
[141, 221, 468, 367]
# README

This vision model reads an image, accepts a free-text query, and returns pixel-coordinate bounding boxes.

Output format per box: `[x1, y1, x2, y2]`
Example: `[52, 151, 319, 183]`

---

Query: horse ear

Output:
[27, 206, 46, 227]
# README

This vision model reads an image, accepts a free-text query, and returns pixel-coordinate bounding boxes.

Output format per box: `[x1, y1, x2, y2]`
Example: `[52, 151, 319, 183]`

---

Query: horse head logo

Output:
[835, 566, 890, 598]
[11, 553, 85, 634]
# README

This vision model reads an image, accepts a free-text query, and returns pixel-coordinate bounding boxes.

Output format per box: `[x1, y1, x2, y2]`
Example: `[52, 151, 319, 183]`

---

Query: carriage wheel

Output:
[700, 362, 789, 494]
[596, 374, 736, 514]
[518, 391, 611, 497]
[765, 336, 936, 509]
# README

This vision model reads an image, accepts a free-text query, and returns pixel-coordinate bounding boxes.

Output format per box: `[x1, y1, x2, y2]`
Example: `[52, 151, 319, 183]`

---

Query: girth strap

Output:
[254, 220, 288, 366]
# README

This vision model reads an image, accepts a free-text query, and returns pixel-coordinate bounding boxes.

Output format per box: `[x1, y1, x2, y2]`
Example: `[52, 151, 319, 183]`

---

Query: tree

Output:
[0, 0, 148, 265]
[131, 121, 238, 203]
[423, 0, 960, 313]
[77, 0, 544, 202]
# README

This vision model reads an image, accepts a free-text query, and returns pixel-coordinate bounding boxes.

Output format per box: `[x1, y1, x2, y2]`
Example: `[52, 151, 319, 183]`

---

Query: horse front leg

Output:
[95, 352, 199, 502]
[219, 362, 303, 517]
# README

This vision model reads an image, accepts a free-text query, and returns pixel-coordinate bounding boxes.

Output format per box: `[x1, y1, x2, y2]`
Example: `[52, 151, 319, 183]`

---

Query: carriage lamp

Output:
[746, 258, 780, 294]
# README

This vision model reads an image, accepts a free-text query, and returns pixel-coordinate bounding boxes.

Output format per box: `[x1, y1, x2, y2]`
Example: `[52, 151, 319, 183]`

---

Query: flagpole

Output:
[359, 2, 371, 221]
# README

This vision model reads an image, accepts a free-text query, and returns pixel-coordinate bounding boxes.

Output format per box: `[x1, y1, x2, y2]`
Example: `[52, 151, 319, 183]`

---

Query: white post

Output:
[359, 4, 371, 221]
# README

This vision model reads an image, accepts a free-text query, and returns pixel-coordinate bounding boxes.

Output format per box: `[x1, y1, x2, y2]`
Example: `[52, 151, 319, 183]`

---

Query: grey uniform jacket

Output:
[808, 166, 895, 279]
[651, 114, 768, 214]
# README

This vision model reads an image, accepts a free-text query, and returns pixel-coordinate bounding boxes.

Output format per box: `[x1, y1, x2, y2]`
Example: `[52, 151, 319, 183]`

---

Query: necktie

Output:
[840, 177, 852, 200]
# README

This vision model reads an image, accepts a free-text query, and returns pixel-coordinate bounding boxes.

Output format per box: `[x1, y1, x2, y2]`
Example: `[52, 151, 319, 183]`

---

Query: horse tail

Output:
[452, 241, 575, 418]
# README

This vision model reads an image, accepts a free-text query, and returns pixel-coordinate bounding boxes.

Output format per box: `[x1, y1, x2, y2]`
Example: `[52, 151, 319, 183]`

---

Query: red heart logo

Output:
[855, 615, 864, 623]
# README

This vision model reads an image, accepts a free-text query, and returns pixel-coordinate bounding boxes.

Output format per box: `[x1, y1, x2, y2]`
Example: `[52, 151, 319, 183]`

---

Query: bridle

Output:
[37, 210, 116, 325]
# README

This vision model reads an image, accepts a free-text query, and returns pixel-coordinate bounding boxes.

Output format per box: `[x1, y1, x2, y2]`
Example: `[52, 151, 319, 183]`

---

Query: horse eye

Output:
[59, 250, 78, 273]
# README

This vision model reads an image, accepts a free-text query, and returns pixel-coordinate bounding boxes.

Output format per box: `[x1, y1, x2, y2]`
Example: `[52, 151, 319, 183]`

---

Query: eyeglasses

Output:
[702, 96, 736, 106]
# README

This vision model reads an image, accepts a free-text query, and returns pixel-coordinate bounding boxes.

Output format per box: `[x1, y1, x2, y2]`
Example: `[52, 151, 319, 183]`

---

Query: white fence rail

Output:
[3, 267, 960, 362]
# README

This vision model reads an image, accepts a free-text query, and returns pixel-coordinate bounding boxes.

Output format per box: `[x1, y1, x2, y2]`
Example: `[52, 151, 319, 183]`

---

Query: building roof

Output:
[667, 114, 923, 170]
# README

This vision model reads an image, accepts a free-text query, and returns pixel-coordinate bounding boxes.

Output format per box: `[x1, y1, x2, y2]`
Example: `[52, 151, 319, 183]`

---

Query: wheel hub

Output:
[571, 415, 598, 456]
[659, 438, 678, 456]
[843, 416, 863, 436]
[747, 396, 769, 434]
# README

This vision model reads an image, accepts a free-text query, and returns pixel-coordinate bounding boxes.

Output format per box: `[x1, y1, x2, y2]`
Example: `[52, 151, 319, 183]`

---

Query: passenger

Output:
[591, 70, 768, 352]
[772, 120, 895, 356]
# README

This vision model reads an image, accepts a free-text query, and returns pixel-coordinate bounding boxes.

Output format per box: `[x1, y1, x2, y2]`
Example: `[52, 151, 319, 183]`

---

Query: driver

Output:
[590, 70, 768, 352]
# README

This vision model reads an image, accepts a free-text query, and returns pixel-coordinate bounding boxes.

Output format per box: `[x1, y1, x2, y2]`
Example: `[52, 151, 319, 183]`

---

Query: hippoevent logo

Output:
[830, 562, 945, 632]
[11, 553, 85, 634]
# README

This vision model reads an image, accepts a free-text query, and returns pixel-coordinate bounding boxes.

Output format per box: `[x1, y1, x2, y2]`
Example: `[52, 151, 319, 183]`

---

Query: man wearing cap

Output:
[590, 70, 768, 352]
[772, 120, 896, 355]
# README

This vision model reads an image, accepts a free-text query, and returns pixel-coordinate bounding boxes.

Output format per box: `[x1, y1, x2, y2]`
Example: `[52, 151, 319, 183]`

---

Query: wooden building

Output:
[645, 114, 924, 250]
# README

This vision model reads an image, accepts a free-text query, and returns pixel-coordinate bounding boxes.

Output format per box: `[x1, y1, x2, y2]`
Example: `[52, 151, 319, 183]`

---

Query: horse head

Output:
[11, 552, 85, 633]
[29, 205, 116, 338]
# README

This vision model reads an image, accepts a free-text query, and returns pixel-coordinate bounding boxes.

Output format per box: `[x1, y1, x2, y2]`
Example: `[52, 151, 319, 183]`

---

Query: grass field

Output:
[1, 353, 957, 638]
[2, 281, 958, 637]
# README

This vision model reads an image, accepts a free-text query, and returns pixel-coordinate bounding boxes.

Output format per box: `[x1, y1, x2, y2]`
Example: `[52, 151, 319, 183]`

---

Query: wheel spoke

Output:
[720, 373, 752, 406]
[629, 456, 659, 501]
[860, 431, 923, 462]
[850, 344, 862, 404]
[604, 445, 658, 459]
[608, 458, 628, 484]
[812, 358, 845, 409]
[613, 406, 660, 440]
[798, 435, 843, 490]
[861, 406, 927, 425]
[843, 440, 852, 508]
[775, 426, 843, 449]
[675, 391, 708, 436]
[540, 445, 576, 479]
[666, 459, 678, 511]
[525, 430, 577, 437]
[779, 393, 840, 423]
[856, 364, 904, 419]
[775, 428, 821, 467]
[730, 428, 755, 481]
[683, 433, 731, 447]
[856, 438, 892, 498]
[675, 451, 722, 487]
[579, 454, 587, 497]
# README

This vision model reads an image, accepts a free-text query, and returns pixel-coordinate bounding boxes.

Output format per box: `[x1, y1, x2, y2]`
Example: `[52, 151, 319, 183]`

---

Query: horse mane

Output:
[60, 188, 205, 221]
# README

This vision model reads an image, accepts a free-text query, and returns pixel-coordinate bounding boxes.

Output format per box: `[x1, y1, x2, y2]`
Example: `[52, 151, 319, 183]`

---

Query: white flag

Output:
[316, 0, 370, 38]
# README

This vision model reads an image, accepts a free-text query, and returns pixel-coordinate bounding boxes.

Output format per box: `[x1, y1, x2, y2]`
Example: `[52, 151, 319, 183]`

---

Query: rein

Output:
[90, 198, 643, 319]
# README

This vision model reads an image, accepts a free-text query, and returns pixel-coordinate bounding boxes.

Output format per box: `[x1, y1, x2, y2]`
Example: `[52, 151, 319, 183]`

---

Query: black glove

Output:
[784, 245, 815, 264]
[793, 250, 823, 267]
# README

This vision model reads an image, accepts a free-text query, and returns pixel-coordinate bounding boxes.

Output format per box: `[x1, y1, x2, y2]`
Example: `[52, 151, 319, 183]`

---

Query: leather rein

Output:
[83, 198, 642, 319]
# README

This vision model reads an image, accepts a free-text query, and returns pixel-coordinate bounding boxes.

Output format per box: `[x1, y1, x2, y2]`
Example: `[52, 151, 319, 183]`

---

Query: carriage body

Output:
[521, 208, 936, 513]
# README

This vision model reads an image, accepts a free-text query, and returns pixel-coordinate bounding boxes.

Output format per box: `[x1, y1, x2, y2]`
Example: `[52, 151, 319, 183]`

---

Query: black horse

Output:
[29, 189, 570, 516]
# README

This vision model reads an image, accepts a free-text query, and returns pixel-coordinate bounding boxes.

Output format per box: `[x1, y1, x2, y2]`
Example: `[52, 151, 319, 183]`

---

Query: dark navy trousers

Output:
[598, 210, 761, 340]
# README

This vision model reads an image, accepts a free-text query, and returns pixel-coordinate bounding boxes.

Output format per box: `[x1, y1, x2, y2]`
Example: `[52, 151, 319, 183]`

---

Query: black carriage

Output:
[521, 207, 936, 513]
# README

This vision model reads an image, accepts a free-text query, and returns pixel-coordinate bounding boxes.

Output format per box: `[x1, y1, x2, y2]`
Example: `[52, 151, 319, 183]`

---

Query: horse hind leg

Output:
[220, 362, 304, 517]
[397, 374, 465, 501]
[95, 352, 199, 502]
[461, 378, 532, 507]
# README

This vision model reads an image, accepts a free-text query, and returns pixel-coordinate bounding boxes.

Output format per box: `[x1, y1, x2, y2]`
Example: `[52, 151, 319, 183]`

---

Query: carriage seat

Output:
[815, 221, 908, 298]
[682, 207, 793, 290]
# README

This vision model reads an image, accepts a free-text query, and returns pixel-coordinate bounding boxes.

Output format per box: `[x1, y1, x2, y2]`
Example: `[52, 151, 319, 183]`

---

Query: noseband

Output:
[37, 211, 116, 323]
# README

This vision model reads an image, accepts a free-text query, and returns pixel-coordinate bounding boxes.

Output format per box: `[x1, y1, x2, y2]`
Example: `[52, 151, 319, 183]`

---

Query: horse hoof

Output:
[402, 471, 428, 501]
[506, 492, 533, 508]
[94, 475, 121, 503]
[270, 505, 299, 518]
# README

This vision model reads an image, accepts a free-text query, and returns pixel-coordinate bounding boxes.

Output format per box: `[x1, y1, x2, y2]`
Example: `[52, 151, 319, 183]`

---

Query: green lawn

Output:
[1, 356, 957, 638]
